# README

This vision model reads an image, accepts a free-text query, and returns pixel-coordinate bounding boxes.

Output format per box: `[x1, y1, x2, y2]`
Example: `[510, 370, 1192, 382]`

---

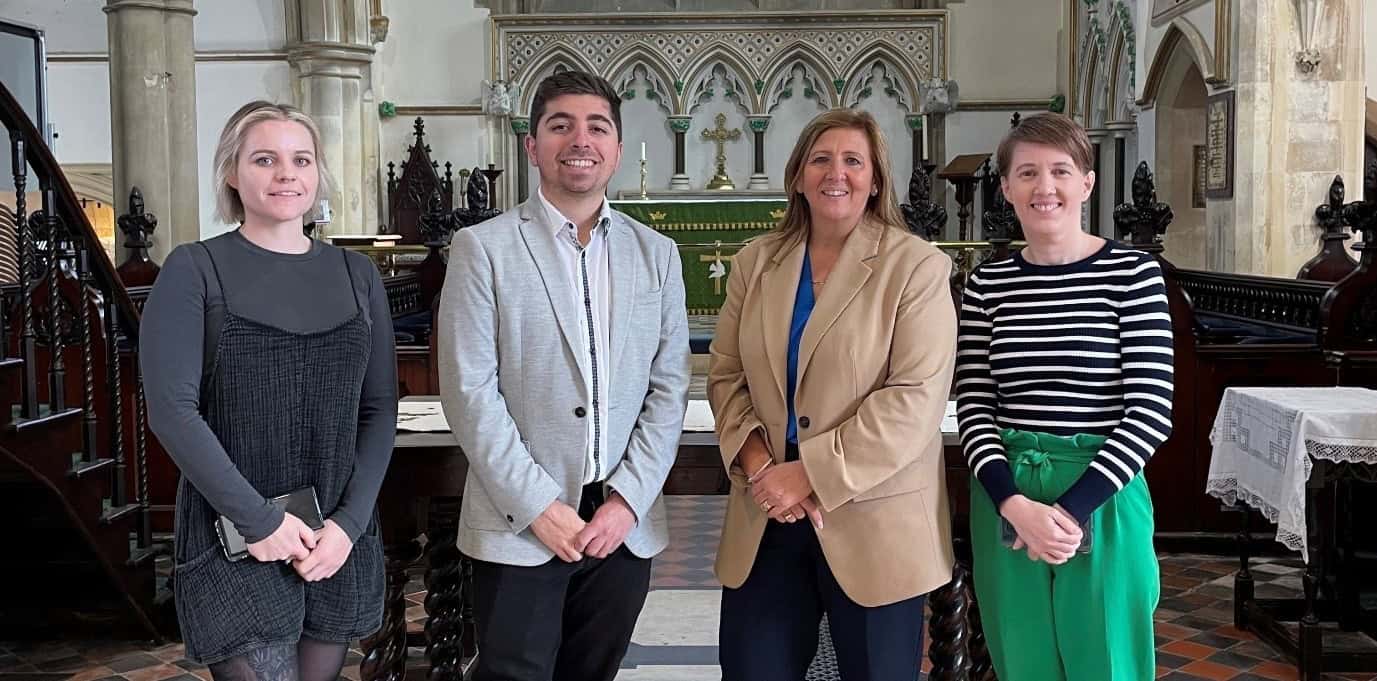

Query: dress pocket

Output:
[174, 545, 301, 661]
[303, 520, 385, 638]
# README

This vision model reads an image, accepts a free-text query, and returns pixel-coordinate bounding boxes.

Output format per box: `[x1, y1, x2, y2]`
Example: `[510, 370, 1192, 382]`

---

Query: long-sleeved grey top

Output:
[141, 229, 398, 543]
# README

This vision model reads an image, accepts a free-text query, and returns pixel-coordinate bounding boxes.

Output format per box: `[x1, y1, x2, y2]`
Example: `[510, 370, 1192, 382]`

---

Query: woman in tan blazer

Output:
[709, 108, 957, 681]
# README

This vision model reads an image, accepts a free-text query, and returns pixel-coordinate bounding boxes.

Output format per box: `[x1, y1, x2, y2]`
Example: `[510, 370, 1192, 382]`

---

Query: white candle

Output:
[921, 114, 929, 161]
[487, 132, 495, 166]
[641, 141, 647, 161]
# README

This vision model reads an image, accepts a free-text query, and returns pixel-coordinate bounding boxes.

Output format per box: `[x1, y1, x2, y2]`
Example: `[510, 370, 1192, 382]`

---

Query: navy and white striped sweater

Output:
[954, 241, 1174, 522]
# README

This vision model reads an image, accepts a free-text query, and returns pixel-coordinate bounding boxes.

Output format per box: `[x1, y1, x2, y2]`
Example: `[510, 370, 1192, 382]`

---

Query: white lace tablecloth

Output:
[1206, 387, 1377, 561]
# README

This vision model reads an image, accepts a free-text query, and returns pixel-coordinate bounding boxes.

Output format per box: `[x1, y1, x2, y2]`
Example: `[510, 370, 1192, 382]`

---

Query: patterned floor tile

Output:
[4, 498, 1377, 679]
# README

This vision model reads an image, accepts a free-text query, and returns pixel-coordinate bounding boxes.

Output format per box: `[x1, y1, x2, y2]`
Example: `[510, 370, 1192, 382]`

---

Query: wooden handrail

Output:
[0, 81, 142, 339]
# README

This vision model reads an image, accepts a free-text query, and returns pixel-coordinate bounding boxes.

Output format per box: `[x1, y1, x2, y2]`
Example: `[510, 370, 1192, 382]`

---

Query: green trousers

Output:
[969, 429, 1159, 681]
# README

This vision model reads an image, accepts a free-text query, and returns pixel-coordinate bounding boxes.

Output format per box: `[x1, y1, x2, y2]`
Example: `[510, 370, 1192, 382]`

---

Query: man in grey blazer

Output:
[436, 71, 690, 681]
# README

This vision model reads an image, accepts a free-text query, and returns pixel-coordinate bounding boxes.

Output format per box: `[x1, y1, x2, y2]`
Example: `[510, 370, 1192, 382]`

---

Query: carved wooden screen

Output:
[385, 117, 454, 245]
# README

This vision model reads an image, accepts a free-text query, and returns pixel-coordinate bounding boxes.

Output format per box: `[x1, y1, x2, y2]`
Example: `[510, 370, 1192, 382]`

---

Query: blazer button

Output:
[799, 416, 811, 429]
[574, 406, 587, 418]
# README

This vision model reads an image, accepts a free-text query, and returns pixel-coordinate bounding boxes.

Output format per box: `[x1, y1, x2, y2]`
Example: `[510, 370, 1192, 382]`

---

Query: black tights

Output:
[207, 638, 348, 681]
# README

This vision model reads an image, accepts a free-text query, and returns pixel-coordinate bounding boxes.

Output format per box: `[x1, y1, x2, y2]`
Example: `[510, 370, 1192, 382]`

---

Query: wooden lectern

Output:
[938, 153, 991, 241]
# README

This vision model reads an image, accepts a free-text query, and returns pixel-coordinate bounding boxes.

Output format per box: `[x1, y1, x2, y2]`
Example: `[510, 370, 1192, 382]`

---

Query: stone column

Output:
[1087, 129, 1108, 237]
[1223, 0, 1365, 275]
[511, 118, 530, 204]
[668, 116, 692, 190]
[104, 0, 199, 262]
[1101, 123, 1134, 239]
[286, 0, 377, 237]
[927, 113, 949, 235]
[747, 116, 770, 190]
[905, 114, 925, 174]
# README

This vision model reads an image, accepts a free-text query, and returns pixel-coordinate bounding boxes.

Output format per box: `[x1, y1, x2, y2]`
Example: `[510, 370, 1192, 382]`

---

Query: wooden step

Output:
[8, 405, 83, 434]
[100, 502, 142, 525]
[127, 540, 170, 568]
[69, 455, 116, 479]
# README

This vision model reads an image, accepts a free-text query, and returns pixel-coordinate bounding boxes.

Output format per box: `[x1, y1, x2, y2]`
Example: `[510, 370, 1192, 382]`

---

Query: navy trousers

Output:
[719, 519, 928, 681]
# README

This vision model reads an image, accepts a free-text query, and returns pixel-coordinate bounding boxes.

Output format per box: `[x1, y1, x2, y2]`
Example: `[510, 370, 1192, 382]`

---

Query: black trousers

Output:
[469, 484, 653, 681]
[719, 519, 929, 681]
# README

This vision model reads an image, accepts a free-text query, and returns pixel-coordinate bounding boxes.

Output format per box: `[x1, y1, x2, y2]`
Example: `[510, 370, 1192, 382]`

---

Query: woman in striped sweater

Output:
[955, 113, 1174, 680]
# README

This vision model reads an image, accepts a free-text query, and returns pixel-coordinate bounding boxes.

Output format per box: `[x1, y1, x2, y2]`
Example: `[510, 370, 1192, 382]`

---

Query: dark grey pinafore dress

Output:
[172, 244, 385, 664]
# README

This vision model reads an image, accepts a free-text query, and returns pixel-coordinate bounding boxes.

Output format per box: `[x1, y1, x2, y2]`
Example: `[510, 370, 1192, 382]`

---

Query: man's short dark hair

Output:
[528, 70, 623, 141]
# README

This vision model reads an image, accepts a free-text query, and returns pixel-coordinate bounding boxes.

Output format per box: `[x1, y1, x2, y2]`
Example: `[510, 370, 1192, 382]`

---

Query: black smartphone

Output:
[216, 487, 325, 562]
[1000, 514, 1093, 555]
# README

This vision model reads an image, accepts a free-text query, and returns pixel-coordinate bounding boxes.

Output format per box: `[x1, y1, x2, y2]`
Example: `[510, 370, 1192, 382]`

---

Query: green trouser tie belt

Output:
[970, 429, 1159, 681]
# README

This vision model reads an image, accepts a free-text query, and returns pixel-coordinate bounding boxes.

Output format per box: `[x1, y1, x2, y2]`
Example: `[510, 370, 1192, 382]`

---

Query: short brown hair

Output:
[528, 70, 623, 141]
[996, 112, 1094, 177]
[774, 108, 906, 242]
[211, 100, 333, 225]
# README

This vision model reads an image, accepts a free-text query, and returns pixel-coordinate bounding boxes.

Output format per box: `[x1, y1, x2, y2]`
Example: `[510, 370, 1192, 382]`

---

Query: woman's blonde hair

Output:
[211, 100, 334, 225]
[774, 108, 907, 242]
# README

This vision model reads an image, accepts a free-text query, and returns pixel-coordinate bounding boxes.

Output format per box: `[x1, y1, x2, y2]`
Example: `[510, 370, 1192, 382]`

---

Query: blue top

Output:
[786, 249, 817, 448]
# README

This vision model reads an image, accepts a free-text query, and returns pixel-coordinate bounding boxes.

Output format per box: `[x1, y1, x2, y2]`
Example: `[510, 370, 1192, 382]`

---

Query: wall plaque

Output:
[1192, 144, 1207, 208]
[1205, 90, 1234, 199]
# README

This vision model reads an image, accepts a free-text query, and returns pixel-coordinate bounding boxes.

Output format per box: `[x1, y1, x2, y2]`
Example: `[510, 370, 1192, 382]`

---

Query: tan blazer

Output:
[708, 220, 957, 607]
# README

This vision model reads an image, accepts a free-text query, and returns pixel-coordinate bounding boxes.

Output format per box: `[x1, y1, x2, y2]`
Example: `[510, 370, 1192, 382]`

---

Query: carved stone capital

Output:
[103, 0, 196, 17]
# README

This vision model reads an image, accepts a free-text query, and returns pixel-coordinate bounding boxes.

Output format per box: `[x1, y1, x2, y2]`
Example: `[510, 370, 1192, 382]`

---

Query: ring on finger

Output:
[784, 512, 796, 522]
[761, 501, 774, 512]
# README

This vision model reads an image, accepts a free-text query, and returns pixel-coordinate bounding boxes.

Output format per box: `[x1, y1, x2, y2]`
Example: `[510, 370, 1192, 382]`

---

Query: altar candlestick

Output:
[921, 114, 930, 161]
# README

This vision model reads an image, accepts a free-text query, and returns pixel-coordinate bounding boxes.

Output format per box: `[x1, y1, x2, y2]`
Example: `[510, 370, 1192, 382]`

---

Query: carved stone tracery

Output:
[496, 13, 946, 119]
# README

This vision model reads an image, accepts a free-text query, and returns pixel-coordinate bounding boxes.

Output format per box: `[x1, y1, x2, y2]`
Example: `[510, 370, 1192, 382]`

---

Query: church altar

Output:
[610, 197, 783, 313]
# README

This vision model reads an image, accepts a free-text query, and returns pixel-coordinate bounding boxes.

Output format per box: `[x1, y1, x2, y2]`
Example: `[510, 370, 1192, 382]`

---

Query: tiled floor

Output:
[1, 496, 1374, 681]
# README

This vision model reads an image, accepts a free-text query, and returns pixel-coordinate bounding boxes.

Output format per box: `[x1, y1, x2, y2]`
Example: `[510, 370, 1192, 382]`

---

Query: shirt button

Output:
[574, 407, 587, 418]
[506, 514, 514, 522]
[799, 416, 811, 429]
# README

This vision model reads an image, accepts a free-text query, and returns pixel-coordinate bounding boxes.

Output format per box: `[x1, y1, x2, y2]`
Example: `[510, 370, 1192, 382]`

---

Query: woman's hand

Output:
[751, 461, 814, 519]
[778, 495, 825, 529]
[293, 519, 354, 582]
[246, 512, 317, 563]
[1000, 495, 1082, 564]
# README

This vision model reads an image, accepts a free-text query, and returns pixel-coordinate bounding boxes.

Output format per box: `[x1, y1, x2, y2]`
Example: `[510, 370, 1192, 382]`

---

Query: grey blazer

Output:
[436, 199, 691, 566]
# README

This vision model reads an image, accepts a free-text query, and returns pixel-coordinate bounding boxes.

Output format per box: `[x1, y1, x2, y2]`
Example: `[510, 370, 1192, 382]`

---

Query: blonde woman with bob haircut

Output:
[956, 113, 1172, 680]
[142, 101, 397, 681]
[709, 108, 957, 680]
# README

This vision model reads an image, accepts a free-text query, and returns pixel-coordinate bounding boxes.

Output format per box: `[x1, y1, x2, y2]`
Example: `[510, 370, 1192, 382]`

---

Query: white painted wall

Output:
[374, 0, 489, 106]
[0, 0, 108, 53]
[48, 62, 111, 164]
[374, 0, 493, 212]
[195, 0, 287, 51]
[948, 0, 1060, 100]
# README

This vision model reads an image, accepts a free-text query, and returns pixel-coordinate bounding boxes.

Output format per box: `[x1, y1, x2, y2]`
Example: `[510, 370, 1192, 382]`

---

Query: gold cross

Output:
[700, 113, 743, 190]
[700, 250, 729, 295]
[701, 113, 742, 161]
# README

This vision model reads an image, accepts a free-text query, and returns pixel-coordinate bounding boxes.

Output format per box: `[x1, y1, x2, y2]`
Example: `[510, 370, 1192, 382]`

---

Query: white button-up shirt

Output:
[536, 187, 612, 484]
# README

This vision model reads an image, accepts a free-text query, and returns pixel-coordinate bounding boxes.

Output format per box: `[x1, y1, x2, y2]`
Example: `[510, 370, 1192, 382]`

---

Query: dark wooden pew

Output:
[1113, 166, 1377, 541]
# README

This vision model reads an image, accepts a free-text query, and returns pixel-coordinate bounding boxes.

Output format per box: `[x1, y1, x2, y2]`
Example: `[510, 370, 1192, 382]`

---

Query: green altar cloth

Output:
[611, 199, 786, 314]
